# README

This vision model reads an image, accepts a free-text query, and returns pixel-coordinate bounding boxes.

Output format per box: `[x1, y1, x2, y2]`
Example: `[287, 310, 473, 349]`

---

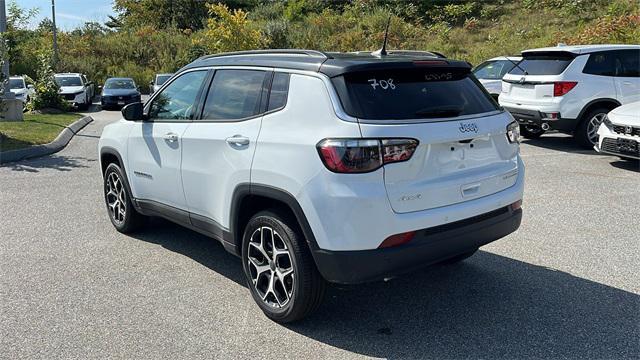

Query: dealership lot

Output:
[0, 106, 638, 359]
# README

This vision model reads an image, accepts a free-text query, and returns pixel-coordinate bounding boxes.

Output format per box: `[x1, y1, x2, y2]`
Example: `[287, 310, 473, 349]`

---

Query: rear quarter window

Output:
[332, 68, 498, 121]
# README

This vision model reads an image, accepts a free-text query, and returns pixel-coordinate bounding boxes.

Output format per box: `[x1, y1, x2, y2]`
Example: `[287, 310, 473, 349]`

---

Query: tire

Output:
[242, 210, 326, 323]
[438, 249, 478, 265]
[103, 163, 144, 233]
[575, 107, 609, 149]
[519, 125, 545, 139]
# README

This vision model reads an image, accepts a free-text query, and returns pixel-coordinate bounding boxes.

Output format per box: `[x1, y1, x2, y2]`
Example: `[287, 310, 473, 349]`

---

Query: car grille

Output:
[601, 137, 640, 157]
[63, 93, 76, 100]
[612, 124, 640, 137]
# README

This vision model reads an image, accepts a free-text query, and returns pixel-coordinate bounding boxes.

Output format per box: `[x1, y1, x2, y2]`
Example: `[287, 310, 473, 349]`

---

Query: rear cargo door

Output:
[335, 67, 520, 213]
[501, 52, 575, 105]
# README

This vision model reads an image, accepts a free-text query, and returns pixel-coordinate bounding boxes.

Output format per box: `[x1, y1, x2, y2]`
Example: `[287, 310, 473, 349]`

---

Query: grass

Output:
[0, 113, 83, 152]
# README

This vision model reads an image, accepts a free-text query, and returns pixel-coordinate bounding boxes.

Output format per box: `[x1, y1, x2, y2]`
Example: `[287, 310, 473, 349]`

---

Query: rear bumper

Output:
[502, 106, 576, 132]
[313, 206, 522, 284]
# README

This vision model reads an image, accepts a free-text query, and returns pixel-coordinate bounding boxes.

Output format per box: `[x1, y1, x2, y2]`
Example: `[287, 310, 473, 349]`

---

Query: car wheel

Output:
[576, 107, 608, 149]
[242, 210, 326, 323]
[519, 125, 545, 139]
[438, 249, 478, 265]
[103, 163, 144, 233]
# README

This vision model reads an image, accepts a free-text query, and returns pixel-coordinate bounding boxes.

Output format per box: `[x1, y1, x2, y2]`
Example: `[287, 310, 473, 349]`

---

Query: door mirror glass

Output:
[122, 102, 144, 121]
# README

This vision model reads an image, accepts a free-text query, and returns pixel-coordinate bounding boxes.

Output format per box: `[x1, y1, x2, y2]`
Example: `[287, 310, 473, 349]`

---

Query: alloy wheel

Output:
[106, 172, 127, 224]
[587, 113, 606, 145]
[247, 226, 295, 308]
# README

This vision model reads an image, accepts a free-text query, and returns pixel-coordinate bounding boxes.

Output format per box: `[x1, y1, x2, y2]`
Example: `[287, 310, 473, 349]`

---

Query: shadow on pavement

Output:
[2, 155, 92, 172]
[130, 218, 639, 359]
[520, 134, 599, 155]
[609, 159, 640, 172]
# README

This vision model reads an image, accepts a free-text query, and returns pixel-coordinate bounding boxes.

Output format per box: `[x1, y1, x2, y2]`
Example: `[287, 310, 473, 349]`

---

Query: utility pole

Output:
[51, 0, 58, 66]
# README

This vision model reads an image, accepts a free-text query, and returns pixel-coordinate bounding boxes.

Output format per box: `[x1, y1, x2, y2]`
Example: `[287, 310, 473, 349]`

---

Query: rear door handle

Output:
[164, 132, 179, 143]
[226, 135, 250, 146]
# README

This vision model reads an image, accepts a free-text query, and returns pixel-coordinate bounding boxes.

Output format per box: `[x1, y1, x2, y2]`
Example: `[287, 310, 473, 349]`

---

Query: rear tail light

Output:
[379, 231, 416, 249]
[553, 81, 577, 97]
[317, 138, 418, 173]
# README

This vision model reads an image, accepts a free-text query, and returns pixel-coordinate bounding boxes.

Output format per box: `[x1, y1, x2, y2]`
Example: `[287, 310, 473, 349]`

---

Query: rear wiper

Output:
[414, 108, 462, 118]
[505, 57, 528, 76]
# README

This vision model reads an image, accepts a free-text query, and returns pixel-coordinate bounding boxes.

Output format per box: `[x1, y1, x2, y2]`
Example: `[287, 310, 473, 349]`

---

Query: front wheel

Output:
[103, 163, 144, 233]
[576, 107, 608, 149]
[519, 125, 545, 139]
[242, 210, 326, 323]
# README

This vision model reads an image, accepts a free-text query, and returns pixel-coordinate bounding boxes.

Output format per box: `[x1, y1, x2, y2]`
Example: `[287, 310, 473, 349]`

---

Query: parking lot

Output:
[1, 103, 638, 359]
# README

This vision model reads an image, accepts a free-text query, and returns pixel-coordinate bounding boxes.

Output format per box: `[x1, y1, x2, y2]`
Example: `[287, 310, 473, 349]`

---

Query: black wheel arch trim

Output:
[100, 147, 135, 200]
[229, 184, 321, 257]
[577, 98, 621, 121]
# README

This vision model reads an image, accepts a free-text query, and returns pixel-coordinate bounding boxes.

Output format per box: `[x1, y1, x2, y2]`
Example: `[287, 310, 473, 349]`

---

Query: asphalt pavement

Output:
[1, 103, 638, 359]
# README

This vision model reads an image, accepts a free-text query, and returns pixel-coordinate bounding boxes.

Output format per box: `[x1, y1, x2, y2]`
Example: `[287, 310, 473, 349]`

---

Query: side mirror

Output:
[122, 102, 145, 121]
[27, 84, 35, 90]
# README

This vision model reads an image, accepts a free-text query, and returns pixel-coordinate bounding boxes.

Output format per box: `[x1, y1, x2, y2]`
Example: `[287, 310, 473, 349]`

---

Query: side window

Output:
[615, 50, 640, 77]
[149, 70, 208, 121]
[583, 52, 616, 76]
[201, 69, 268, 121]
[267, 72, 290, 111]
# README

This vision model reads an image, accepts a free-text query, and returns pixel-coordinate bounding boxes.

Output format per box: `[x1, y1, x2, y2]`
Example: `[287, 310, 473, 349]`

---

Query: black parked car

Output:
[100, 78, 141, 110]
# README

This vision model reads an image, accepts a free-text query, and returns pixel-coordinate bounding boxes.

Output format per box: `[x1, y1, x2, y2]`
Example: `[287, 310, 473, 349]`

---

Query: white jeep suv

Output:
[499, 44, 640, 147]
[98, 50, 525, 322]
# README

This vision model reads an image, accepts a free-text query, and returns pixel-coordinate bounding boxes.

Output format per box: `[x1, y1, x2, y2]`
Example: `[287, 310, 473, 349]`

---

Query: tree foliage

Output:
[28, 50, 68, 111]
[196, 3, 264, 53]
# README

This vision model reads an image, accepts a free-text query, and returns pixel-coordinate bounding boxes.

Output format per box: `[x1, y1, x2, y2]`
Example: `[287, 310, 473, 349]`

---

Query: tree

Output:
[197, 2, 264, 53]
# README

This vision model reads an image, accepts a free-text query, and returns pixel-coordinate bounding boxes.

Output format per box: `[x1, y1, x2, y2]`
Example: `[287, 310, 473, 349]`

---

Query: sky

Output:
[16, 0, 116, 30]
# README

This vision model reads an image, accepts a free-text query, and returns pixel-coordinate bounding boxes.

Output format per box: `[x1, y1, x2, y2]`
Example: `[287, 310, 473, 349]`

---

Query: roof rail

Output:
[349, 50, 446, 58]
[198, 49, 332, 61]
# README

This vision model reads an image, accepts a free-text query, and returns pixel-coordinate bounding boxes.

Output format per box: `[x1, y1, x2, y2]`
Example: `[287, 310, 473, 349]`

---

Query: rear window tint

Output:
[333, 68, 498, 120]
[509, 55, 574, 75]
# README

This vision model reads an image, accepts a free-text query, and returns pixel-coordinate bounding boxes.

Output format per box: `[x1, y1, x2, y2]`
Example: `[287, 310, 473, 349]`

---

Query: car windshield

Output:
[105, 79, 136, 89]
[55, 76, 83, 87]
[155, 75, 171, 86]
[473, 60, 517, 80]
[508, 54, 574, 75]
[333, 68, 498, 120]
[9, 78, 25, 89]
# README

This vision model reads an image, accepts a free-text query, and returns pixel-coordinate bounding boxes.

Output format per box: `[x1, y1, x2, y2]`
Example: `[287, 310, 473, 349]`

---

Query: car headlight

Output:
[602, 114, 613, 129]
[507, 121, 520, 143]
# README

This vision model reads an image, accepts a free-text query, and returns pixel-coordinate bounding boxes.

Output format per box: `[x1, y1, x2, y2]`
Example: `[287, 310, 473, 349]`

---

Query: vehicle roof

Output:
[184, 49, 470, 77]
[54, 73, 83, 76]
[155, 73, 173, 76]
[522, 44, 640, 55]
[105, 77, 135, 81]
[9, 76, 25, 79]
[484, 56, 522, 62]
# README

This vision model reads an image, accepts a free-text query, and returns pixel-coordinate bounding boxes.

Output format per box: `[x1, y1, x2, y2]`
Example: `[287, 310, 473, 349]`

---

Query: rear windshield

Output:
[509, 54, 574, 75]
[333, 68, 498, 120]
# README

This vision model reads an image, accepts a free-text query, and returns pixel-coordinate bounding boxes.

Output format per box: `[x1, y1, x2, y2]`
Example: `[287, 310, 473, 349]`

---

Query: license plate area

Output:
[117, 100, 125, 105]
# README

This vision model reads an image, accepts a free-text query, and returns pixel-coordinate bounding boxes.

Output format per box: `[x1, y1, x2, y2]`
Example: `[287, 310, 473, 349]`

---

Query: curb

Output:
[0, 115, 94, 164]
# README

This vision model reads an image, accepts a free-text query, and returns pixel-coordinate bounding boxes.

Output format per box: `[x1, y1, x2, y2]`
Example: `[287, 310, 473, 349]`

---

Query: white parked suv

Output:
[98, 50, 525, 322]
[473, 56, 522, 100]
[596, 101, 640, 160]
[8, 76, 35, 110]
[499, 44, 640, 147]
[55, 73, 95, 110]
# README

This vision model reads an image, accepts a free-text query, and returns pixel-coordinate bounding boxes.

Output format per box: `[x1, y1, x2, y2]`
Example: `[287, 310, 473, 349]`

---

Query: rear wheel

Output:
[242, 210, 326, 323]
[519, 125, 545, 139]
[576, 107, 608, 149]
[103, 163, 144, 233]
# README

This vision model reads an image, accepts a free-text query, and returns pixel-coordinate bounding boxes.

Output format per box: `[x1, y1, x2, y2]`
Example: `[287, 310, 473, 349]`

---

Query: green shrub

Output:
[28, 50, 68, 111]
